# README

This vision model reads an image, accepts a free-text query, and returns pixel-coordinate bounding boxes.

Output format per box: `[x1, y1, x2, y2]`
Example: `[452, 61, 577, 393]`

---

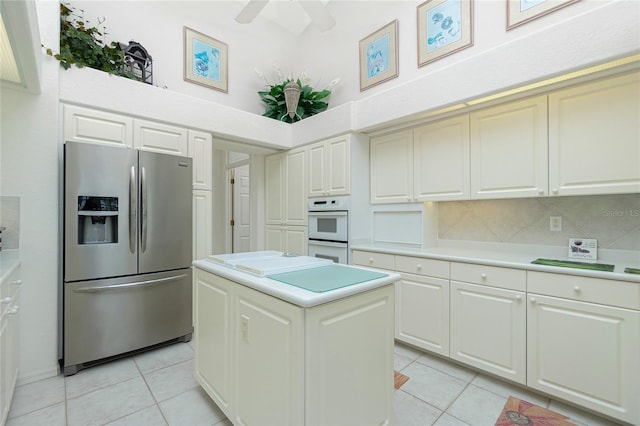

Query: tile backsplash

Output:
[1, 196, 20, 249]
[438, 194, 640, 251]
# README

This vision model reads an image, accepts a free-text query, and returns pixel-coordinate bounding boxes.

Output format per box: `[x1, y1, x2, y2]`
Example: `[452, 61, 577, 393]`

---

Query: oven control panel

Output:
[308, 196, 350, 211]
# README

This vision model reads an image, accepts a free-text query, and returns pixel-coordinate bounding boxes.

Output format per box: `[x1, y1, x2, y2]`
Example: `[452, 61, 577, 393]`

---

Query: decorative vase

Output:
[283, 80, 301, 120]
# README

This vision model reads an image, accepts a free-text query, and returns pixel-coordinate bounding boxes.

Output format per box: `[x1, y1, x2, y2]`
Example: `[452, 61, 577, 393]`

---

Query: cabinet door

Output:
[284, 226, 308, 256]
[265, 225, 284, 252]
[265, 153, 285, 225]
[326, 136, 350, 195]
[194, 270, 233, 418]
[527, 294, 640, 424]
[470, 96, 548, 199]
[284, 147, 307, 226]
[414, 115, 470, 201]
[134, 119, 188, 156]
[549, 72, 640, 196]
[370, 130, 414, 203]
[234, 284, 304, 425]
[450, 281, 526, 384]
[192, 190, 212, 260]
[188, 131, 213, 190]
[395, 273, 449, 356]
[63, 104, 133, 147]
[308, 142, 327, 197]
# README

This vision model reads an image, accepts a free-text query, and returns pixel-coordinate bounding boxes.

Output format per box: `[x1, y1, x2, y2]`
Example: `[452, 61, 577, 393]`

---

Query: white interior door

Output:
[232, 164, 251, 253]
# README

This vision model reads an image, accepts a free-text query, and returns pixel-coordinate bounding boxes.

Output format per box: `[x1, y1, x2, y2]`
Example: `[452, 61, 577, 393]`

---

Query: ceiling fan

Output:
[235, 0, 336, 32]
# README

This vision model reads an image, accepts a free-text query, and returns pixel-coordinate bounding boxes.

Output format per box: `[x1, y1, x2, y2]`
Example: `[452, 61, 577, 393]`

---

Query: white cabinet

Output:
[470, 96, 548, 199]
[352, 250, 395, 271]
[414, 115, 470, 201]
[1, 264, 21, 425]
[193, 190, 213, 260]
[63, 104, 133, 147]
[194, 267, 394, 426]
[265, 225, 308, 256]
[308, 135, 350, 197]
[133, 119, 188, 156]
[527, 271, 640, 424]
[449, 263, 527, 384]
[370, 130, 414, 204]
[548, 72, 640, 196]
[265, 147, 307, 254]
[394, 256, 450, 356]
[188, 130, 213, 191]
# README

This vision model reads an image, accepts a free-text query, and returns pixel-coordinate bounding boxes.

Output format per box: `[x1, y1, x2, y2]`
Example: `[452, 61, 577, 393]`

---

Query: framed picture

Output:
[184, 26, 228, 93]
[507, 0, 580, 30]
[417, 0, 473, 68]
[359, 20, 399, 91]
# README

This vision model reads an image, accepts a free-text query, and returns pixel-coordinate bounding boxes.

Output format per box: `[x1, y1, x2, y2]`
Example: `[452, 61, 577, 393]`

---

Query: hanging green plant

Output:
[256, 67, 340, 123]
[45, 2, 136, 80]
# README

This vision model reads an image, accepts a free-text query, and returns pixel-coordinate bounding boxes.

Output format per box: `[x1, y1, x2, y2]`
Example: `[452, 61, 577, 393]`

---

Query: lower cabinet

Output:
[194, 267, 394, 425]
[450, 281, 526, 384]
[527, 272, 640, 424]
[1, 265, 21, 425]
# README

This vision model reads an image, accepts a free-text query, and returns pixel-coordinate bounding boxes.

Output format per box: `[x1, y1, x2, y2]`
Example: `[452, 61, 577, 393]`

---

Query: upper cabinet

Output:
[470, 96, 548, 199]
[370, 129, 414, 204]
[265, 146, 307, 226]
[548, 72, 640, 196]
[414, 115, 470, 201]
[63, 104, 133, 147]
[188, 131, 213, 191]
[308, 135, 351, 197]
[133, 119, 188, 156]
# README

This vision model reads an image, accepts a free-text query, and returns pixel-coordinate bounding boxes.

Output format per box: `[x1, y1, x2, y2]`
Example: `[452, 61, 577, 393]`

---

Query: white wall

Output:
[0, 0, 60, 383]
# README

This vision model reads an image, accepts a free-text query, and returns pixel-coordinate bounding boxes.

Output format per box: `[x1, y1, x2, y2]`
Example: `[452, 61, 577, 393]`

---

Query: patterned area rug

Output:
[495, 397, 576, 425]
[394, 370, 409, 389]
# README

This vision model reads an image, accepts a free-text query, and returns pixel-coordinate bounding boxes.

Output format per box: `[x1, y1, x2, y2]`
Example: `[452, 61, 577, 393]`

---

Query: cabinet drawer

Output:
[451, 262, 525, 291]
[395, 256, 449, 279]
[527, 271, 640, 310]
[352, 251, 395, 270]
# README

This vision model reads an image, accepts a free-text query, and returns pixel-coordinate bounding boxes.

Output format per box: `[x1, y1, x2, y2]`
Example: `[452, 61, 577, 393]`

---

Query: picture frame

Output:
[359, 20, 399, 91]
[417, 0, 473, 68]
[183, 26, 228, 93]
[507, 0, 580, 30]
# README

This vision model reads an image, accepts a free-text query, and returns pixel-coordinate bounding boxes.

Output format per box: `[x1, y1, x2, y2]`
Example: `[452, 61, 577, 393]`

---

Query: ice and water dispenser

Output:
[77, 196, 118, 244]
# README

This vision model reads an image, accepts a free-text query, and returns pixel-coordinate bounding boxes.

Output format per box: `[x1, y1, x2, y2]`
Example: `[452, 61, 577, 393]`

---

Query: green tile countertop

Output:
[531, 258, 615, 272]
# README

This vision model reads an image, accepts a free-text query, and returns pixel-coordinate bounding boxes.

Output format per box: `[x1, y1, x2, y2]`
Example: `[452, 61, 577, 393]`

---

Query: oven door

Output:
[308, 240, 349, 264]
[308, 210, 348, 242]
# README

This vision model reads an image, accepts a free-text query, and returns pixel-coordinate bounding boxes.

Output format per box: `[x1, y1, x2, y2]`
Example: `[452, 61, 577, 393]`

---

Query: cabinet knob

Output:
[538, 189, 545, 195]
[1, 297, 11, 304]
[12, 279, 22, 285]
[515, 295, 522, 301]
[368, 258, 374, 264]
[573, 285, 581, 293]
[552, 188, 559, 194]
[416, 264, 422, 270]
[530, 297, 537, 304]
[480, 273, 487, 280]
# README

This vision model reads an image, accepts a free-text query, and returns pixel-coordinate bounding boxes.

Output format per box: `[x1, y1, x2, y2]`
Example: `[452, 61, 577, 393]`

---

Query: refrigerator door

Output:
[65, 142, 138, 282]
[138, 150, 192, 274]
[63, 269, 193, 374]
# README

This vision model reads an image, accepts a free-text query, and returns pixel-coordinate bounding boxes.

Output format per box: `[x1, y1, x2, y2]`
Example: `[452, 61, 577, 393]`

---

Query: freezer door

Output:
[63, 269, 193, 372]
[138, 150, 192, 273]
[64, 142, 138, 281]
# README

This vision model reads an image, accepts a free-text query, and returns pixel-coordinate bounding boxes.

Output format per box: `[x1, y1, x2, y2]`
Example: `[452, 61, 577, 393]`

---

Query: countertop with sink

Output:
[350, 242, 640, 283]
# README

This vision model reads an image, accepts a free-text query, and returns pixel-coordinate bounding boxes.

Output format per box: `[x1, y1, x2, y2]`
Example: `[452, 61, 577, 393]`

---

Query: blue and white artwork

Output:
[366, 34, 390, 79]
[426, 0, 462, 53]
[193, 39, 220, 82]
[520, 0, 547, 12]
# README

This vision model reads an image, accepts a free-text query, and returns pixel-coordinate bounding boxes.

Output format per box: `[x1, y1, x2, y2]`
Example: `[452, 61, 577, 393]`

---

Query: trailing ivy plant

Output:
[46, 2, 136, 80]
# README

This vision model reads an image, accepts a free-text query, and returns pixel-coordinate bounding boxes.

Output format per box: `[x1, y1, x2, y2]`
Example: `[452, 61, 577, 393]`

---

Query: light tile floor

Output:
[6, 341, 620, 426]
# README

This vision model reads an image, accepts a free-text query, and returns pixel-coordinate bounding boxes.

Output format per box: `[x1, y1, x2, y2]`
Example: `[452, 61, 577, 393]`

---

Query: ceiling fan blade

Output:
[298, 1, 335, 31]
[235, 0, 269, 24]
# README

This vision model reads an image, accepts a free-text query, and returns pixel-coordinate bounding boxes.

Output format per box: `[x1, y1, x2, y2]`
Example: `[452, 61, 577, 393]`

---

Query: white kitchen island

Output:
[192, 252, 400, 426]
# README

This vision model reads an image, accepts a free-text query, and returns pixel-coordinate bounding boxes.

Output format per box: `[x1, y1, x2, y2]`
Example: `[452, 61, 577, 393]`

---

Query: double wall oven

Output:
[308, 196, 350, 264]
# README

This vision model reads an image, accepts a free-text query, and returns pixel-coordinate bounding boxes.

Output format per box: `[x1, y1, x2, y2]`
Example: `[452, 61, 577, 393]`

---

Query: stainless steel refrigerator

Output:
[61, 141, 193, 375]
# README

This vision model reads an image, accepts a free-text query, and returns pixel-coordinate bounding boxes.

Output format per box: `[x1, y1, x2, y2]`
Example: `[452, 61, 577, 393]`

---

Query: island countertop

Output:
[193, 256, 400, 308]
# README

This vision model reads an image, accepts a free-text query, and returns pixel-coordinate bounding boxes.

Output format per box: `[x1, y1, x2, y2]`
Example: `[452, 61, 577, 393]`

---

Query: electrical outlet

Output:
[550, 216, 562, 231]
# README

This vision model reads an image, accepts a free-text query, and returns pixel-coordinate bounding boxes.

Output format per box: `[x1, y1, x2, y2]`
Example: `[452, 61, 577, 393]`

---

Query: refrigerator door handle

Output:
[72, 274, 188, 293]
[129, 166, 136, 253]
[141, 166, 148, 253]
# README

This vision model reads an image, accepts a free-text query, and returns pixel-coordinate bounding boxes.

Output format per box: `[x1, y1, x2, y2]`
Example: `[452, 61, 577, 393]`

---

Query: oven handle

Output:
[308, 239, 348, 247]
[308, 210, 348, 217]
